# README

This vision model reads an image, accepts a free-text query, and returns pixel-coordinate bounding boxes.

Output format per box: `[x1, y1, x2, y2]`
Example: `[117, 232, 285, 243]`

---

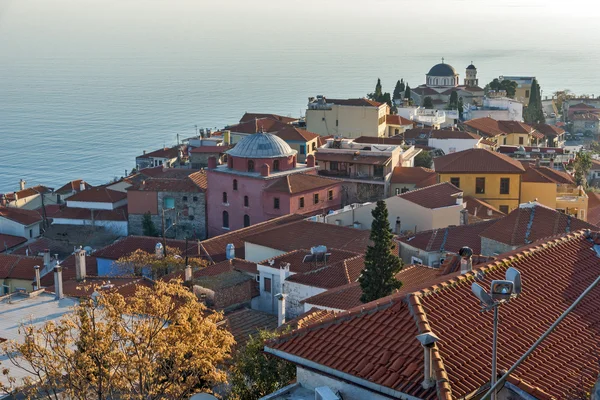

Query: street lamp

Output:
[471, 267, 522, 400]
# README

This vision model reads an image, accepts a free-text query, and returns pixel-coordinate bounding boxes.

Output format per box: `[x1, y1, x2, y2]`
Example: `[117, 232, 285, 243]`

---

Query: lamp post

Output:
[471, 267, 522, 400]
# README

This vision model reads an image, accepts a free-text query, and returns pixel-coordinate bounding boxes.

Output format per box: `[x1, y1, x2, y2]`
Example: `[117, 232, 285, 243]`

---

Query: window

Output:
[299, 197, 305, 208]
[328, 190, 333, 201]
[519, 137, 524, 145]
[503, 137, 507, 145]
[244, 195, 249, 207]
[401, 187, 410, 193]
[233, 179, 238, 190]
[395, 128, 399, 135]
[273, 160, 280, 172]
[299, 145, 306, 155]
[499, 205, 509, 214]
[264, 277, 271, 293]
[163, 197, 175, 209]
[222, 211, 229, 228]
[374, 165, 384, 177]
[313, 193, 319, 204]
[475, 177, 485, 194]
[450, 177, 460, 188]
[29, 229, 33, 238]
[395, 188, 400, 195]
[182, 196, 188, 202]
[222, 192, 228, 204]
[193, 196, 198, 202]
[312, 142, 316, 151]
[500, 178, 510, 194]
[336, 119, 339, 126]
[274, 197, 280, 209]
[525, 90, 530, 98]
[248, 160, 255, 172]
[244, 214, 250, 227]
[330, 161, 339, 171]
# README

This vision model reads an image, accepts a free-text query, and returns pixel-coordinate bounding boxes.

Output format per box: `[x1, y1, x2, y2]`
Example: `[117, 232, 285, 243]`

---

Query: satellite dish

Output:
[505, 267, 522, 295]
[471, 282, 494, 307]
[189, 394, 218, 400]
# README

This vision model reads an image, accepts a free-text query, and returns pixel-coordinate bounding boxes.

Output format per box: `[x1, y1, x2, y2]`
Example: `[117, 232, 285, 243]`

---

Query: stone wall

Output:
[340, 182, 386, 205]
[480, 237, 516, 257]
[128, 191, 206, 240]
[193, 279, 253, 310]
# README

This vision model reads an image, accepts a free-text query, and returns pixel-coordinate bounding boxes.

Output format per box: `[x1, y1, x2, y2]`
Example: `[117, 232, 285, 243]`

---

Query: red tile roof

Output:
[55, 179, 93, 195]
[411, 86, 439, 96]
[534, 124, 565, 137]
[199, 214, 306, 262]
[433, 148, 526, 173]
[0, 206, 42, 226]
[385, 114, 416, 127]
[397, 219, 497, 254]
[11, 237, 71, 257]
[463, 196, 505, 220]
[397, 182, 462, 209]
[53, 206, 128, 222]
[274, 125, 320, 142]
[269, 231, 600, 399]
[315, 152, 391, 166]
[224, 308, 278, 348]
[67, 187, 127, 204]
[226, 118, 289, 134]
[243, 220, 371, 254]
[263, 173, 340, 195]
[0, 254, 44, 280]
[4, 185, 52, 201]
[239, 112, 297, 124]
[284, 254, 364, 290]
[480, 203, 597, 246]
[390, 167, 438, 187]
[282, 308, 338, 331]
[0, 234, 28, 252]
[136, 146, 180, 160]
[46, 276, 154, 299]
[262, 248, 360, 274]
[464, 117, 536, 137]
[572, 112, 600, 121]
[162, 258, 258, 282]
[93, 235, 202, 260]
[39, 254, 99, 286]
[521, 166, 574, 184]
[127, 170, 207, 192]
[587, 191, 600, 226]
[352, 136, 405, 145]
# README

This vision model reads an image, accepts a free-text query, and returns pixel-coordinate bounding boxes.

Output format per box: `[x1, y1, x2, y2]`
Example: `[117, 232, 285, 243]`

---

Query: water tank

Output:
[311, 245, 327, 255]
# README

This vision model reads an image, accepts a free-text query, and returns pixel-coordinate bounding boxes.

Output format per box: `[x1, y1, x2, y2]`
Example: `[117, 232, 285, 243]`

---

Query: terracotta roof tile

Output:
[128, 170, 207, 192]
[397, 182, 462, 209]
[463, 196, 506, 220]
[480, 203, 597, 246]
[11, 237, 70, 257]
[93, 235, 202, 260]
[262, 248, 360, 274]
[162, 258, 257, 282]
[224, 308, 278, 347]
[0, 206, 42, 226]
[587, 191, 600, 226]
[285, 254, 365, 289]
[226, 118, 288, 134]
[3, 185, 52, 201]
[0, 254, 44, 280]
[521, 166, 574, 184]
[390, 167, 438, 187]
[433, 148, 526, 173]
[263, 173, 340, 195]
[282, 308, 338, 331]
[67, 187, 127, 204]
[199, 214, 305, 262]
[0, 234, 28, 252]
[572, 112, 600, 121]
[385, 114, 416, 127]
[239, 112, 297, 124]
[55, 180, 93, 195]
[274, 125, 320, 142]
[243, 220, 371, 254]
[352, 136, 405, 145]
[39, 254, 99, 286]
[464, 117, 536, 137]
[136, 147, 179, 159]
[46, 276, 154, 298]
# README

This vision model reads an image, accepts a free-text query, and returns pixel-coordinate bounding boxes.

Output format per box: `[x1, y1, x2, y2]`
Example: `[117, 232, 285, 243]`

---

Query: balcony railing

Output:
[318, 170, 385, 181]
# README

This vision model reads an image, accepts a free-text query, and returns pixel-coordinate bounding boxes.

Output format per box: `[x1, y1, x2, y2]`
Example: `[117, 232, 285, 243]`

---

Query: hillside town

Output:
[2, 61, 600, 399]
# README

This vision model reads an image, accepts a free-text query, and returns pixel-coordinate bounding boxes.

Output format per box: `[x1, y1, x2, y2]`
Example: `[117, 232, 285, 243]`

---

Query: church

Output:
[410, 59, 484, 110]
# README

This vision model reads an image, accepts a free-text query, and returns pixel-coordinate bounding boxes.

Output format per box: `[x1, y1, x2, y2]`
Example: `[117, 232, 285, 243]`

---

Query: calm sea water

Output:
[2, 0, 600, 193]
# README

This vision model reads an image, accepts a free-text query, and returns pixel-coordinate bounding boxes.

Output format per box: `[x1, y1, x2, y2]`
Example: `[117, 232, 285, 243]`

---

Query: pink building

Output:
[206, 133, 342, 237]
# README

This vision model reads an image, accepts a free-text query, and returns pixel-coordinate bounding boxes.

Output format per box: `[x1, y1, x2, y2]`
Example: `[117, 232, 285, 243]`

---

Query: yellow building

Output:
[434, 148, 525, 214]
[306, 96, 389, 138]
[499, 76, 535, 105]
[520, 166, 588, 220]
[464, 117, 544, 147]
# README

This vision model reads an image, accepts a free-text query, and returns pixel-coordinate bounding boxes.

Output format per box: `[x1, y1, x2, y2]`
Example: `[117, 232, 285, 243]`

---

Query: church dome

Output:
[466, 64, 477, 70]
[226, 132, 297, 159]
[427, 63, 457, 77]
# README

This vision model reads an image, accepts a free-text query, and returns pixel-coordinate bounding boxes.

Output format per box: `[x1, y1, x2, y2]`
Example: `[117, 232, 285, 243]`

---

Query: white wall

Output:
[303, 302, 343, 313]
[244, 242, 286, 263]
[66, 199, 127, 210]
[296, 367, 394, 400]
[284, 282, 326, 319]
[51, 218, 128, 236]
[0, 217, 40, 238]
[428, 138, 480, 154]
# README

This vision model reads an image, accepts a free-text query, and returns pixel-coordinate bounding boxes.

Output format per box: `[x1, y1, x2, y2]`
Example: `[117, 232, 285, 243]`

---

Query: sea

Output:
[2, 0, 600, 193]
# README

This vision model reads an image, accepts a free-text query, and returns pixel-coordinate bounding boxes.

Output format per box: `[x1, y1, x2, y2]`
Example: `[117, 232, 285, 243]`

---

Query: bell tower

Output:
[465, 62, 478, 87]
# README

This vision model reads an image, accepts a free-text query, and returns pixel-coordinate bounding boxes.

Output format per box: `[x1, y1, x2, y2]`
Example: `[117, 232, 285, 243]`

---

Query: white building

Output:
[0, 207, 43, 239]
[465, 92, 524, 121]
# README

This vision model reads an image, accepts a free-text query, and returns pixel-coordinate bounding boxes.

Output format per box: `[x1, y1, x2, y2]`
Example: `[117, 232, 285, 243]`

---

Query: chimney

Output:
[53, 265, 64, 300]
[79, 180, 86, 192]
[0, 195, 5, 207]
[226, 243, 235, 260]
[416, 333, 440, 389]
[460, 208, 469, 225]
[395, 217, 402, 234]
[550, 157, 555, 169]
[260, 163, 270, 177]
[34, 265, 41, 290]
[279, 263, 290, 284]
[19, 179, 25, 191]
[275, 293, 287, 327]
[43, 249, 51, 268]
[184, 265, 192, 282]
[143, 150, 146, 155]
[535, 157, 540, 168]
[13, 192, 18, 202]
[306, 154, 316, 168]
[207, 157, 217, 170]
[459, 246, 473, 274]
[75, 248, 86, 280]
[455, 193, 463, 206]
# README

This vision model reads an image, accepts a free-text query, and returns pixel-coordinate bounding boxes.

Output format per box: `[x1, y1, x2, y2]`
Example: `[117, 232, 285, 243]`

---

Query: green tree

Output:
[404, 84, 411, 104]
[368, 78, 383, 102]
[381, 92, 392, 107]
[448, 91, 459, 110]
[488, 78, 518, 98]
[524, 78, 545, 125]
[414, 151, 433, 168]
[458, 97, 464, 119]
[573, 151, 592, 187]
[229, 330, 296, 400]
[393, 79, 405, 100]
[359, 201, 403, 303]
[423, 96, 434, 109]
[142, 211, 159, 237]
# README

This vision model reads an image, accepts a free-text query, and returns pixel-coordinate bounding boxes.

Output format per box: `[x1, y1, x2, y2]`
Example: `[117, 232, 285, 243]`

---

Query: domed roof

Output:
[466, 63, 476, 70]
[226, 132, 297, 159]
[427, 63, 457, 77]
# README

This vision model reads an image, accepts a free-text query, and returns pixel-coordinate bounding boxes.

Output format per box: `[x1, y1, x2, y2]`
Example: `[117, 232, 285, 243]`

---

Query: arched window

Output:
[248, 160, 255, 172]
[244, 195, 249, 207]
[233, 179, 238, 190]
[222, 192, 228, 203]
[273, 160, 280, 172]
[244, 214, 250, 227]
[222, 211, 229, 228]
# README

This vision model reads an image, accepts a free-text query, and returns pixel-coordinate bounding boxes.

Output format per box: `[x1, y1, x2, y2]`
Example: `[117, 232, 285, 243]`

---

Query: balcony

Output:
[318, 170, 385, 182]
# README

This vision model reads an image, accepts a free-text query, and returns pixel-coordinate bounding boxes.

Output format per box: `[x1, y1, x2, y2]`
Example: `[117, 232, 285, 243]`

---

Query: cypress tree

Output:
[404, 84, 411, 104]
[375, 78, 383, 100]
[524, 78, 545, 125]
[359, 201, 403, 303]
[393, 80, 405, 100]
[458, 97, 464, 119]
[448, 91, 459, 109]
[423, 96, 434, 109]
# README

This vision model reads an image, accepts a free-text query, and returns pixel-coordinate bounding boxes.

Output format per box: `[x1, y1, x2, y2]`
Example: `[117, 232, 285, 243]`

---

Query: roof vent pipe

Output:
[459, 246, 473, 274]
[54, 266, 64, 300]
[416, 333, 439, 389]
